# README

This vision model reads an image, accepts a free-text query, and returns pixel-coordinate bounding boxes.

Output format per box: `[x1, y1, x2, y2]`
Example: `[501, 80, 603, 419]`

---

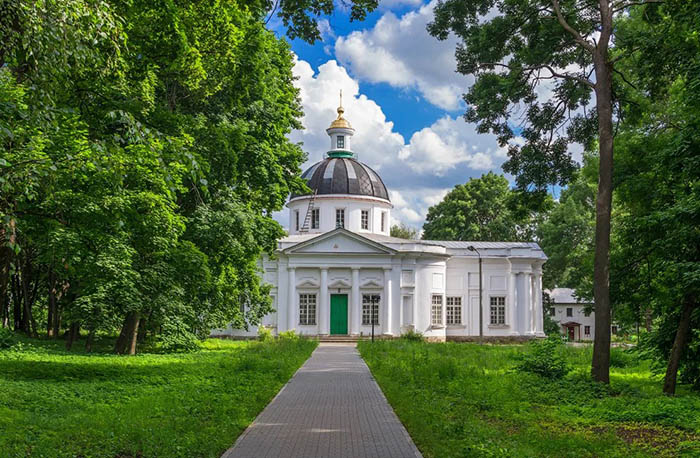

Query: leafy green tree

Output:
[428, 0, 665, 383]
[422, 172, 544, 241]
[1, 0, 379, 353]
[610, 2, 700, 395]
[537, 154, 597, 292]
[390, 223, 419, 240]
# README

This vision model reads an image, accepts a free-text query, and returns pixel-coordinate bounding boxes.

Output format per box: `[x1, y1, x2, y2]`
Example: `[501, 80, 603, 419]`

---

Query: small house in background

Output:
[546, 288, 597, 341]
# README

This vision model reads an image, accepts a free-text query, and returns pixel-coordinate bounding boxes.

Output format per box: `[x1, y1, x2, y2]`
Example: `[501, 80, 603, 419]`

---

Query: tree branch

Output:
[613, 0, 664, 13]
[478, 62, 595, 88]
[551, 0, 595, 52]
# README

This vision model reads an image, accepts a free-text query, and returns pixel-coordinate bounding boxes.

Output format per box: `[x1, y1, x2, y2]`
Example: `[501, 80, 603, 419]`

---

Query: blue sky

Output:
[268, 1, 536, 229]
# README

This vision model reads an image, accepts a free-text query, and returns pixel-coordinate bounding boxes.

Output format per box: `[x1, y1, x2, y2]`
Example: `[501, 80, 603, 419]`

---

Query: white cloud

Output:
[284, 57, 511, 230]
[334, 1, 469, 110]
[398, 116, 509, 175]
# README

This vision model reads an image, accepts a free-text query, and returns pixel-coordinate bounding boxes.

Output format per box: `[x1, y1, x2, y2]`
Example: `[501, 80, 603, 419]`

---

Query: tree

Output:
[610, 2, 700, 394]
[390, 223, 419, 240]
[537, 154, 597, 292]
[428, 0, 665, 383]
[422, 172, 544, 241]
[2, 0, 382, 353]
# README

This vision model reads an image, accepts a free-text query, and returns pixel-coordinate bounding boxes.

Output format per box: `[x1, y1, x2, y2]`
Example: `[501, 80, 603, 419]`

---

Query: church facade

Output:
[216, 101, 547, 341]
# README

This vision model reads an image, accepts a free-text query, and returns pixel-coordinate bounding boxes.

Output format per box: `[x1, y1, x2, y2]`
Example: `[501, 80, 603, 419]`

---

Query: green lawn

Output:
[0, 336, 317, 457]
[358, 340, 700, 458]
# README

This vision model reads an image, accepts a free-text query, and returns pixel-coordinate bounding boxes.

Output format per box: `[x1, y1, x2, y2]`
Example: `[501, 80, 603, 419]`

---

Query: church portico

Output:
[212, 97, 547, 341]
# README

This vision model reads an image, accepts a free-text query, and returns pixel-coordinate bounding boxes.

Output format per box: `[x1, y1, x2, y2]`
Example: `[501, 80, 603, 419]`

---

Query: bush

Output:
[400, 329, 424, 342]
[257, 326, 273, 342]
[0, 327, 17, 349]
[516, 336, 570, 379]
[278, 329, 299, 341]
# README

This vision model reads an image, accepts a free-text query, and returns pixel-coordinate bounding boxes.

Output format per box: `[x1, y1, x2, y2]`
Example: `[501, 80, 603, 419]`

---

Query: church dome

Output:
[293, 157, 390, 201]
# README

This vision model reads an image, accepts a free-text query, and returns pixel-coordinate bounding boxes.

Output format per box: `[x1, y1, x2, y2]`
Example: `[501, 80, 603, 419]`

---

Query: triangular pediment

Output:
[284, 228, 396, 255]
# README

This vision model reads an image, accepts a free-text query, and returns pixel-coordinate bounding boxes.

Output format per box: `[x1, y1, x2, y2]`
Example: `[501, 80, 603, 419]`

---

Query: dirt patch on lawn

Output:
[590, 423, 700, 457]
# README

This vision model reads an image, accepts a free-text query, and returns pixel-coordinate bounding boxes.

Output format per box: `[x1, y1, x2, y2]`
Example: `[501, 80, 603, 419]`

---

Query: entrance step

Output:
[317, 335, 384, 342]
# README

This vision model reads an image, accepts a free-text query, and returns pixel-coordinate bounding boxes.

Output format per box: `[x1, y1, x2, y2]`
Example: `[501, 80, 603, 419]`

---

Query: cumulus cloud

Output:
[398, 116, 509, 175]
[334, 1, 469, 110]
[282, 57, 512, 230]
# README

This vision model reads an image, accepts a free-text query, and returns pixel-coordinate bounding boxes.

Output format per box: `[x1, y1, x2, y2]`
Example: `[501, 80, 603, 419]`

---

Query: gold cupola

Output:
[326, 90, 355, 158]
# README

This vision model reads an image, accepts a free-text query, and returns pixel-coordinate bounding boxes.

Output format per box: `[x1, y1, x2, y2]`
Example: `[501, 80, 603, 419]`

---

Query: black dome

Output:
[293, 157, 390, 201]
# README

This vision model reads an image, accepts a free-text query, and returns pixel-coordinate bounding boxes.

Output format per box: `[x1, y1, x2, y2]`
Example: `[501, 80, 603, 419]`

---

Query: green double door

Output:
[330, 294, 348, 335]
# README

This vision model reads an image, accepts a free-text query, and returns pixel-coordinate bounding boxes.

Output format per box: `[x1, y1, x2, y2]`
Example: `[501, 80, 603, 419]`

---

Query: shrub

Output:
[516, 336, 570, 379]
[257, 326, 273, 342]
[609, 347, 636, 368]
[0, 327, 17, 349]
[278, 329, 299, 341]
[400, 329, 424, 342]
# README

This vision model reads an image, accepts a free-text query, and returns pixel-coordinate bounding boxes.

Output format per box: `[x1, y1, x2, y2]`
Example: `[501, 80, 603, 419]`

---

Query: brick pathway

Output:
[222, 343, 422, 458]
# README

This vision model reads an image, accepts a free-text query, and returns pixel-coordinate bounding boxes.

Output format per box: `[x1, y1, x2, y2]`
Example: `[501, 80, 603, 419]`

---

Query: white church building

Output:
[216, 101, 547, 341]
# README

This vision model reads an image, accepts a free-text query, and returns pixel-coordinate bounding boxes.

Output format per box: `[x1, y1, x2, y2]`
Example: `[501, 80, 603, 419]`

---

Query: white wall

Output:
[287, 196, 392, 236]
[550, 304, 596, 340]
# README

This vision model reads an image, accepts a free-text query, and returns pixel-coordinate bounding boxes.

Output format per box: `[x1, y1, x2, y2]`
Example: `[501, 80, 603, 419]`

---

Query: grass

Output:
[358, 340, 700, 458]
[0, 335, 317, 457]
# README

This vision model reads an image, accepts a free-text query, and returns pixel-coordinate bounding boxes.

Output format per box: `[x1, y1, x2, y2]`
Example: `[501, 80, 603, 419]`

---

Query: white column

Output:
[287, 267, 296, 331]
[319, 268, 329, 335]
[351, 268, 360, 335]
[393, 266, 402, 333]
[522, 272, 532, 335]
[383, 267, 393, 335]
[535, 271, 545, 336]
[509, 271, 518, 335]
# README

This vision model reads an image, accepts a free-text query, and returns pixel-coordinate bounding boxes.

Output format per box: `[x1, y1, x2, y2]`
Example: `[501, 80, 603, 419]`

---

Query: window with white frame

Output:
[299, 293, 317, 325]
[294, 210, 299, 231]
[335, 208, 345, 228]
[361, 210, 369, 230]
[311, 208, 320, 229]
[362, 294, 380, 325]
[431, 295, 443, 325]
[446, 296, 462, 325]
[380, 212, 386, 232]
[489, 296, 506, 325]
[549, 308, 556, 316]
[337, 135, 344, 149]
[566, 307, 573, 317]
[584, 325, 591, 336]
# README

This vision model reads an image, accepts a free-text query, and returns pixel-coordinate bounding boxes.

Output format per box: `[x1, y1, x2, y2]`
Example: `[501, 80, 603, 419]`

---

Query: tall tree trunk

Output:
[0, 248, 10, 328]
[47, 268, 56, 338]
[663, 297, 696, 395]
[114, 311, 141, 355]
[85, 329, 95, 353]
[65, 322, 80, 351]
[591, 48, 614, 384]
[12, 273, 23, 331]
[20, 257, 38, 337]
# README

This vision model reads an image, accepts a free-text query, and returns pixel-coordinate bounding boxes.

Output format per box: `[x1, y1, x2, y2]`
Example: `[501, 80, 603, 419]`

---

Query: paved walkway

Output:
[222, 343, 422, 458]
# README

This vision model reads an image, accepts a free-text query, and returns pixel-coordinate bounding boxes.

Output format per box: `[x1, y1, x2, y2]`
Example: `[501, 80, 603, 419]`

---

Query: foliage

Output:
[610, 1, 700, 392]
[266, 0, 378, 43]
[400, 329, 424, 342]
[390, 223, 419, 240]
[278, 329, 299, 341]
[0, 0, 330, 352]
[0, 336, 317, 456]
[0, 327, 17, 349]
[516, 336, 570, 379]
[537, 154, 597, 292]
[422, 172, 551, 241]
[359, 340, 700, 458]
[258, 326, 274, 342]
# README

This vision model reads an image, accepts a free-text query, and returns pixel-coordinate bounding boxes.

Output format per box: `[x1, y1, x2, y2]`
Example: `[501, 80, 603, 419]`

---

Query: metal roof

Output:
[292, 157, 390, 201]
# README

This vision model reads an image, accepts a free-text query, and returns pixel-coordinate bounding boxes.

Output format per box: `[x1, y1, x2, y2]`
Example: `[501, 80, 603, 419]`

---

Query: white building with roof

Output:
[546, 288, 617, 341]
[215, 99, 547, 341]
